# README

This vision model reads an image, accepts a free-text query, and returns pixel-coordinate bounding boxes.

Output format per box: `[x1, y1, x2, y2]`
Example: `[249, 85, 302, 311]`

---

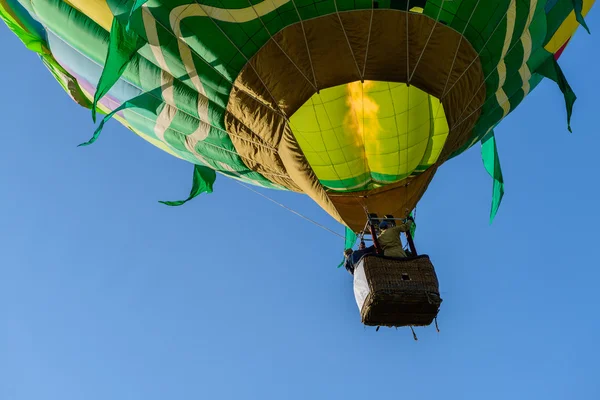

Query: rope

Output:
[362, 7, 374, 80]
[359, 80, 370, 180]
[435, 316, 440, 333]
[408, 0, 447, 84]
[441, 1, 510, 100]
[334, 0, 363, 80]
[290, 0, 319, 89]
[410, 326, 418, 341]
[305, 81, 363, 191]
[439, 0, 482, 97]
[192, 1, 288, 120]
[246, 0, 318, 92]
[447, 5, 544, 132]
[141, 6, 284, 152]
[360, 220, 370, 239]
[235, 181, 344, 239]
[406, 2, 410, 81]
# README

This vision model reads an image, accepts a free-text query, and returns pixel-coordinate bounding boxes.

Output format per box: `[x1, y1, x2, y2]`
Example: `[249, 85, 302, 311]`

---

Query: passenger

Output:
[378, 220, 413, 258]
[343, 248, 355, 275]
[353, 241, 375, 262]
[343, 242, 376, 275]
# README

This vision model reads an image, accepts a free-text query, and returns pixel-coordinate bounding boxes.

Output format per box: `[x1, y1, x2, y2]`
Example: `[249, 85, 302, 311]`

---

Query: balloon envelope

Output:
[1, 0, 594, 230]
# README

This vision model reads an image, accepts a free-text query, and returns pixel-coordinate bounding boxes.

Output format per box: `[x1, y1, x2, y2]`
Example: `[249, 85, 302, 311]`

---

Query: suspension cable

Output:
[235, 182, 344, 239]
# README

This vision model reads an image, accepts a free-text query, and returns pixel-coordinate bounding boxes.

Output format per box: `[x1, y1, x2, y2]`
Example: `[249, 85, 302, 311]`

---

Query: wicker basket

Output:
[359, 254, 442, 327]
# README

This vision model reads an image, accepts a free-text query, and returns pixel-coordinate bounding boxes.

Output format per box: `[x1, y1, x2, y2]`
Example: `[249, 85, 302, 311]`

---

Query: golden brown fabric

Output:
[225, 10, 486, 230]
[327, 167, 438, 231]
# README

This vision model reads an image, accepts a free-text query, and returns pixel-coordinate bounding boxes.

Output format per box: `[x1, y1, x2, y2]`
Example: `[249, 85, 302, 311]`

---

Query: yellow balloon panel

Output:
[290, 81, 449, 192]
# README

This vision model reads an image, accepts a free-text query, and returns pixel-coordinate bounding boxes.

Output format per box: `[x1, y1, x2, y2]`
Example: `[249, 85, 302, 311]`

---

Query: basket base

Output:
[361, 290, 441, 327]
[355, 254, 442, 328]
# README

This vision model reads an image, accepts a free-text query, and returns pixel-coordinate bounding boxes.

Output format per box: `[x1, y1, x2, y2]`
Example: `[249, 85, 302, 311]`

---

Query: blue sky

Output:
[1, 10, 599, 400]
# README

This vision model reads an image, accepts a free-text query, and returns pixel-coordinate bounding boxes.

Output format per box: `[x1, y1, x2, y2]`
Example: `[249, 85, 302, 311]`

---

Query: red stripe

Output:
[554, 38, 571, 60]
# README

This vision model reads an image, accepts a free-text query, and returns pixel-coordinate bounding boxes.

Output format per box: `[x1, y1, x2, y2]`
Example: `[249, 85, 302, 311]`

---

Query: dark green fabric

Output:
[409, 212, 416, 238]
[572, 0, 591, 34]
[536, 57, 577, 132]
[481, 131, 504, 224]
[92, 17, 145, 122]
[344, 227, 358, 250]
[79, 101, 133, 146]
[337, 227, 357, 268]
[80, 89, 164, 147]
[126, 0, 149, 31]
[159, 165, 216, 206]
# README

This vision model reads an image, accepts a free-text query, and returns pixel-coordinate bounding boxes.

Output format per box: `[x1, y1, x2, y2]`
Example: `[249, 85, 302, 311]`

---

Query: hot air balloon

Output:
[1, 0, 594, 330]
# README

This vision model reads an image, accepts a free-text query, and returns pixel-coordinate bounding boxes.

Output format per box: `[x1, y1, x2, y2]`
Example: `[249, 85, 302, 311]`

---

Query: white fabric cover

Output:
[353, 258, 371, 312]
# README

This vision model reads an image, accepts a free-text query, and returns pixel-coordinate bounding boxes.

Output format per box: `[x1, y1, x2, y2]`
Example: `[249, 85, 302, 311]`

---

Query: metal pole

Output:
[369, 222, 383, 255]
[405, 231, 418, 256]
[405, 217, 417, 256]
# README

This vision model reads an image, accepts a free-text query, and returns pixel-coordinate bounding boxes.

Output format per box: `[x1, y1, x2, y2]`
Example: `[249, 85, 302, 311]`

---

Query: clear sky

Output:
[1, 10, 599, 400]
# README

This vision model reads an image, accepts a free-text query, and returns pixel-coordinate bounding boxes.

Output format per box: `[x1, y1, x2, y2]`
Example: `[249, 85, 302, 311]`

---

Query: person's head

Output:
[344, 248, 353, 258]
[379, 221, 389, 231]
[359, 241, 366, 250]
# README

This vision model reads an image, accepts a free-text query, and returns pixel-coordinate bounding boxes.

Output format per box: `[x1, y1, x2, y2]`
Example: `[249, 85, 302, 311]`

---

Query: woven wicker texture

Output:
[360, 255, 442, 327]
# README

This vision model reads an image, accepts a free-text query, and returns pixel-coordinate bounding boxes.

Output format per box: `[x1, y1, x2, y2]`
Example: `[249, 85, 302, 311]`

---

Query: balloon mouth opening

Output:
[289, 80, 450, 193]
